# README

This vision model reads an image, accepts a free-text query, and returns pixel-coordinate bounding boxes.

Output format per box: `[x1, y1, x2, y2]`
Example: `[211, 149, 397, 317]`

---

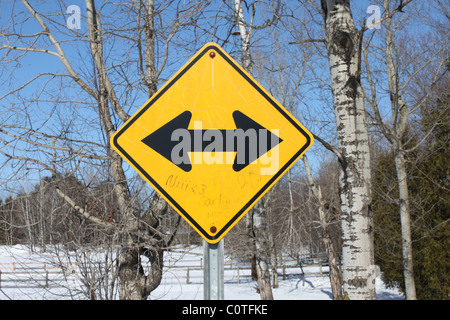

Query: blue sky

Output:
[0, 0, 446, 198]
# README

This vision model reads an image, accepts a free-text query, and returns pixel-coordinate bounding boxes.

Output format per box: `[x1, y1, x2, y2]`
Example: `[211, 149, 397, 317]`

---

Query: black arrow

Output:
[141, 110, 282, 172]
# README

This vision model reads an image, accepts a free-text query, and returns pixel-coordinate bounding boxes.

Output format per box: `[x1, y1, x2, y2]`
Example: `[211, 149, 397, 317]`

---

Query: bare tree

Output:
[362, 0, 448, 300]
[302, 155, 343, 299]
[0, 0, 205, 299]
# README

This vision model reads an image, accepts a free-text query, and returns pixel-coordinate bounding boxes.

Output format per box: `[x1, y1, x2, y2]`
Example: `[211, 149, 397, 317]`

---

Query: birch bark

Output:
[320, 0, 375, 299]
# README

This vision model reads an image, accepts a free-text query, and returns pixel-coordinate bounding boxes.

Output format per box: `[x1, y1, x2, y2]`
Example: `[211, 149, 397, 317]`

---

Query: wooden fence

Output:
[173, 264, 328, 285]
[0, 258, 329, 290]
[0, 262, 76, 289]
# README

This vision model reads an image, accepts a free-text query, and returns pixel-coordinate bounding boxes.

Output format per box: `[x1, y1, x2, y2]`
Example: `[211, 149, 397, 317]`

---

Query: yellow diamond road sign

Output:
[111, 43, 313, 243]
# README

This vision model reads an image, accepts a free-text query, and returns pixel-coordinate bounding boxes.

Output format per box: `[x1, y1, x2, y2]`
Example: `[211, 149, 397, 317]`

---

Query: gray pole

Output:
[203, 239, 224, 300]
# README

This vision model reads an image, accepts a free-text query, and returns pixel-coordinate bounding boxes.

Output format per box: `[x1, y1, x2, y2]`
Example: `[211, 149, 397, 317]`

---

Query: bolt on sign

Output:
[111, 43, 313, 243]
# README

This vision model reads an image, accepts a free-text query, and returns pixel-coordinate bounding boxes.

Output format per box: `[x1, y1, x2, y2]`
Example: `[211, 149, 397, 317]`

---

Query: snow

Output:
[0, 244, 404, 300]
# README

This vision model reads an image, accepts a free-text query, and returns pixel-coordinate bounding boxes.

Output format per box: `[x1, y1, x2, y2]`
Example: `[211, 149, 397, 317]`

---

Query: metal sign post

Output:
[203, 239, 224, 300]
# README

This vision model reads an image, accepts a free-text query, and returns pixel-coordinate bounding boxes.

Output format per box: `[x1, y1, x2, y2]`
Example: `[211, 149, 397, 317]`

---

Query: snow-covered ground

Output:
[0, 245, 404, 300]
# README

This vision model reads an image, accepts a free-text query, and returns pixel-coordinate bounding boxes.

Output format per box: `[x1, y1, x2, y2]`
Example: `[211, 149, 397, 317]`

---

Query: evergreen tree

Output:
[412, 95, 449, 299]
[373, 95, 449, 299]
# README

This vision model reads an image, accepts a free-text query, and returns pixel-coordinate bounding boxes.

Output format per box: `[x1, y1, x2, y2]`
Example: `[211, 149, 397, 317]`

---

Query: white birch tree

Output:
[319, 0, 375, 299]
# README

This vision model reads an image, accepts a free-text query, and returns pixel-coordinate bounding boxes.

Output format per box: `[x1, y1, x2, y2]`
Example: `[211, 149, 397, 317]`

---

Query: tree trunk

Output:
[252, 200, 274, 300]
[85, 0, 164, 300]
[320, 0, 375, 300]
[383, 0, 416, 299]
[246, 212, 258, 281]
[118, 247, 163, 300]
[234, 0, 252, 72]
[22, 197, 34, 250]
[303, 156, 343, 299]
[269, 232, 279, 289]
[143, 0, 158, 97]
[393, 146, 417, 300]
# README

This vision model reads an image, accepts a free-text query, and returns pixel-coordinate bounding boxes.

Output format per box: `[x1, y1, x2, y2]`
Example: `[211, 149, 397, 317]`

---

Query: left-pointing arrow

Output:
[141, 110, 282, 172]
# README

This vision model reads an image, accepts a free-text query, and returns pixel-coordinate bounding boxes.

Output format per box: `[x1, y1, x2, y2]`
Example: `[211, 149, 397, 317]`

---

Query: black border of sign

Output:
[112, 44, 312, 242]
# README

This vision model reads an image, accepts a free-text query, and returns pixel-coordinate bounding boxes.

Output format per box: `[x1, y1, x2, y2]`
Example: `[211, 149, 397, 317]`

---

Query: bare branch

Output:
[0, 126, 109, 161]
[85, 0, 130, 123]
[289, 39, 325, 45]
[55, 187, 113, 227]
[19, 0, 98, 99]
[0, 43, 59, 57]
[311, 133, 345, 166]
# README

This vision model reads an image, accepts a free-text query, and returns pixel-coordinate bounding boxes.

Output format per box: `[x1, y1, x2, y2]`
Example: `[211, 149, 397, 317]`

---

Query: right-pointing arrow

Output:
[231, 110, 282, 172]
[141, 110, 282, 172]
